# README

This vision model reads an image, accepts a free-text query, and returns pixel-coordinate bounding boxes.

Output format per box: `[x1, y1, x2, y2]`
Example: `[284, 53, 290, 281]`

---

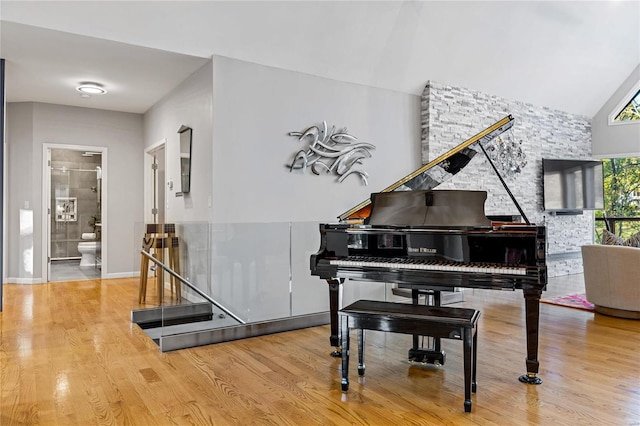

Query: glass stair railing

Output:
[131, 222, 386, 352]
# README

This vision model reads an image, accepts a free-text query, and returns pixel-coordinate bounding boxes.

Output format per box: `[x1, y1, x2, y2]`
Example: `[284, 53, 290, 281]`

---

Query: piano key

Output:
[329, 258, 527, 275]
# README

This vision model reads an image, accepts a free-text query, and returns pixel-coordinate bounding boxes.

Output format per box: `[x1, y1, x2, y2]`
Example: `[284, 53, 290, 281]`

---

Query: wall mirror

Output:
[177, 125, 192, 194]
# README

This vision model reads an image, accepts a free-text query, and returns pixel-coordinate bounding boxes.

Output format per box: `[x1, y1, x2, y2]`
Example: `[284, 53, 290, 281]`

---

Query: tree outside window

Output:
[595, 157, 640, 240]
[614, 90, 640, 122]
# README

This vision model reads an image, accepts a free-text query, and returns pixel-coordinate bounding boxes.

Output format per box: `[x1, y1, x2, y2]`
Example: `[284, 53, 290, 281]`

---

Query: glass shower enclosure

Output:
[49, 149, 102, 279]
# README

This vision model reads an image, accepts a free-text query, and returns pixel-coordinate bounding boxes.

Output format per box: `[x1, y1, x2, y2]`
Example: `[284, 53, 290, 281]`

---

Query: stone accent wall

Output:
[421, 81, 593, 277]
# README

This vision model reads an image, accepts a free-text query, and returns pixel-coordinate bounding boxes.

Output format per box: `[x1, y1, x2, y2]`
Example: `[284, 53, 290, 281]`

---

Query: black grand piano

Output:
[310, 115, 548, 385]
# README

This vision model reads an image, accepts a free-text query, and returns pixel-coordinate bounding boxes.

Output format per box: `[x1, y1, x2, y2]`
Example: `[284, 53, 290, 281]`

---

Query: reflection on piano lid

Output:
[338, 115, 514, 222]
[367, 190, 491, 227]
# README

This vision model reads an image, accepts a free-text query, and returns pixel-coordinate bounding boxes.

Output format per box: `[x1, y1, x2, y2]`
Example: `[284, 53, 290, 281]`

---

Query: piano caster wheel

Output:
[331, 348, 342, 358]
[518, 373, 542, 385]
[341, 379, 349, 392]
[357, 366, 365, 376]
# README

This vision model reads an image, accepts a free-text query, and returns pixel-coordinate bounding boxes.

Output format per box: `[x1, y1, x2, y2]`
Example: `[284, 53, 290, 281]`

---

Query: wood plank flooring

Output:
[1, 275, 638, 425]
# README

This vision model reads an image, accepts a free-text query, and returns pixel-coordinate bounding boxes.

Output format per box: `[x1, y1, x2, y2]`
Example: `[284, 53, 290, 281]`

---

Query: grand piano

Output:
[310, 115, 548, 385]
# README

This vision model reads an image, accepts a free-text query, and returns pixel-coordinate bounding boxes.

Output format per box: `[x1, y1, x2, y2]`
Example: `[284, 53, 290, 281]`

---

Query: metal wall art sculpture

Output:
[286, 121, 375, 185]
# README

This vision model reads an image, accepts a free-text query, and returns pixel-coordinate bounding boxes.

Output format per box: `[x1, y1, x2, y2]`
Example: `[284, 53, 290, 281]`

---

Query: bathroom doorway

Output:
[43, 145, 107, 282]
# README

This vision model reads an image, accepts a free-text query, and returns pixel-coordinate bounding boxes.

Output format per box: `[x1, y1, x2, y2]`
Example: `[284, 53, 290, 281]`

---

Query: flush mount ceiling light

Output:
[76, 82, 107, 95]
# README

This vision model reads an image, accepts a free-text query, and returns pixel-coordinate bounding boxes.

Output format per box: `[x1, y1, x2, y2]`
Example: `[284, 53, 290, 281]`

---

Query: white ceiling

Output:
[0, 22, 209, 113]
[1, 1, 638, 116]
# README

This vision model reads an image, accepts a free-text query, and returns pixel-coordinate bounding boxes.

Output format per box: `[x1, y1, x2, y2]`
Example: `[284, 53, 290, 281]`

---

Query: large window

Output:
[595, 157, 640, 241]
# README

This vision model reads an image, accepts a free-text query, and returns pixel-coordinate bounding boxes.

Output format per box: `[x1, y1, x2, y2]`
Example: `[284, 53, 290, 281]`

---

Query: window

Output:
[595, 157, 640, 241]
[613, 89, 640, 122]
[609, 81, 640, 125]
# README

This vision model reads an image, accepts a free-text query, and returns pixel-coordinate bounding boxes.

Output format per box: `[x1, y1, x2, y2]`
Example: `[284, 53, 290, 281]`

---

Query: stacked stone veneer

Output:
[422, 81, 593, 277]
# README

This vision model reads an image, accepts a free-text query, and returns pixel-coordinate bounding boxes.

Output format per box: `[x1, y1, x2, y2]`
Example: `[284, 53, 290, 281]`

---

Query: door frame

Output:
[144, 139, 167, 224]
[42, 143, 108, 282]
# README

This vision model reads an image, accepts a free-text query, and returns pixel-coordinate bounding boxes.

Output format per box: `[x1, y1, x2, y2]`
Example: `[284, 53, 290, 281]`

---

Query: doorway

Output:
[143, 140, 167, 286]
[145, 140, 167, 224]
[43, 144, 107, 282]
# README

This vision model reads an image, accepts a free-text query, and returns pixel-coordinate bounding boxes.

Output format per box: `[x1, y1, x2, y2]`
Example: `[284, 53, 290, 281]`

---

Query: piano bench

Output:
[339, 299, 480, 413]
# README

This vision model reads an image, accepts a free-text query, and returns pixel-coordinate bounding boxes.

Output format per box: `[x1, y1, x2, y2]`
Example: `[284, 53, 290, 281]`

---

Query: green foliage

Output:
[594, 221, 640, 243]
[614, 90, 640, 122]
[595, 157, 640, 241]
[602, 157, 640, 216]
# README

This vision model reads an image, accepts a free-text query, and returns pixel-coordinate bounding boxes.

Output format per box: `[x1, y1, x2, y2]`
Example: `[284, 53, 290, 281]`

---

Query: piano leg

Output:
[519, 288, 543, 385]
[327, 278, 344, 357]
[408, 289, 446, 365]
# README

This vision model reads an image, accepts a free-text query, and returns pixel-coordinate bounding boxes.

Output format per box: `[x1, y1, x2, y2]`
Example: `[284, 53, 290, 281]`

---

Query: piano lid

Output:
[338, 115, 515, 222]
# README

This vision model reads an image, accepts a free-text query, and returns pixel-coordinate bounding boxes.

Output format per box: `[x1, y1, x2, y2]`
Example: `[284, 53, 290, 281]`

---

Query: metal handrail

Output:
[141, 249, 246, 324]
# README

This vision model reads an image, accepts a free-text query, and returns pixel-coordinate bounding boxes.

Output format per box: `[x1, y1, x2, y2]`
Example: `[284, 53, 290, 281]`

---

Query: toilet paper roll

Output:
[81, 233, 97, 240]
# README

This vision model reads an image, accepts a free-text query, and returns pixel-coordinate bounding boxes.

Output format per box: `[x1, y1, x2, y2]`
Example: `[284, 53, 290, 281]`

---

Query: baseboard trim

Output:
[105, 271, 139, 279]
[6, 273, 143, 283]
[5, 277, 43, 284]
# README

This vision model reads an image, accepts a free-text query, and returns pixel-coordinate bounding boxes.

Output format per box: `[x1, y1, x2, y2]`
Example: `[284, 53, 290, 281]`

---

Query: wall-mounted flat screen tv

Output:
[542, 159, 604, 211]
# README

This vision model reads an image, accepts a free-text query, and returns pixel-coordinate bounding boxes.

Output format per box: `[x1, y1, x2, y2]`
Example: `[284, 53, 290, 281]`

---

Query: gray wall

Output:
[143, 60, 214, 296]
[211, 55, 422, 224]
[207, 54, 420, 310]
[144, 60, 214, 224]
[592, 65, 640, 158]
[423, 81, 593, 277]
[5, 102, 144, 282]
[149, 56, 422, 315]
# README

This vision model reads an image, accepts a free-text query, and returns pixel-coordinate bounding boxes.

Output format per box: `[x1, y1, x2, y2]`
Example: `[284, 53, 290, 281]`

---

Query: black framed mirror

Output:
[177, 125, 192, 195]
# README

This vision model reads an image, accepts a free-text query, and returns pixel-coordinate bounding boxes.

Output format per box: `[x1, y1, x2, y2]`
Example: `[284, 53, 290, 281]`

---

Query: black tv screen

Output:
[542, 159, 604, 211]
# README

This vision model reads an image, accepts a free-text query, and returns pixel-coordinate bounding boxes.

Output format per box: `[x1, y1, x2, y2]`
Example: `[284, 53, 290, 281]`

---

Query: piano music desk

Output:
[339, 300, 480, 413]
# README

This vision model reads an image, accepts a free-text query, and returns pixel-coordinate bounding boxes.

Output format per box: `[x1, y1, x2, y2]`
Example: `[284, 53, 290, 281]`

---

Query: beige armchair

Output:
[581, 244, 640, 319]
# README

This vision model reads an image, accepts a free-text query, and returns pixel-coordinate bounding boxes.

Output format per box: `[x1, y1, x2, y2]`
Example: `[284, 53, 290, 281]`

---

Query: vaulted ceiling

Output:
[1, 1, 638, 116]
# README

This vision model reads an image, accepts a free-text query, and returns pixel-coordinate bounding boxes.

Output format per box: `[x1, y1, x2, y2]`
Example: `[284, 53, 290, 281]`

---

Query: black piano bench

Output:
[339, 300, 480, 413]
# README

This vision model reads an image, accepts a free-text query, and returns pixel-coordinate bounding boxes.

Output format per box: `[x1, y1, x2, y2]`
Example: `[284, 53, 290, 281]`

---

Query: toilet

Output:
[78, 233, 99, 267]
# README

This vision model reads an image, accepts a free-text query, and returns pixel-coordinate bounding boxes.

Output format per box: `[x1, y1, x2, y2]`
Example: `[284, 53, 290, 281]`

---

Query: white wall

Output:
[5, 102, 144, 281]
[211, 56, 422, 224]
[592, 65, 640, 158]
[144, 60, 213, 223]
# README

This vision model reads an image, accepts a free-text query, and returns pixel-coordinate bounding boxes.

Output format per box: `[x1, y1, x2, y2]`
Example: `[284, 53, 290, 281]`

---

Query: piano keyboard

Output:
[329, 257, 527, 276]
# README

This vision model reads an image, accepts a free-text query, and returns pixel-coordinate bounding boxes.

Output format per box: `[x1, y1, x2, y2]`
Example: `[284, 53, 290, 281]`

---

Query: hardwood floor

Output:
[1, 276, 638, 425]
